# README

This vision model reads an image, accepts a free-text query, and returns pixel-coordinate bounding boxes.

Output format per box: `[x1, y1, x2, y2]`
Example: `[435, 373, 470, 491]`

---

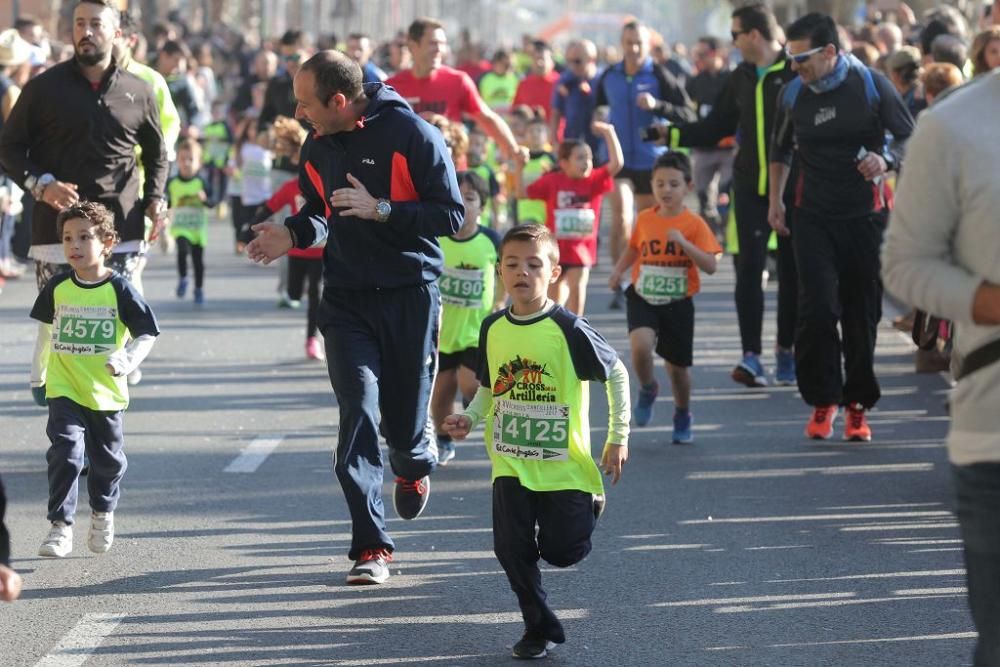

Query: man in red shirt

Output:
[388, 18, 520, 159]
[512, 40, 560, 120]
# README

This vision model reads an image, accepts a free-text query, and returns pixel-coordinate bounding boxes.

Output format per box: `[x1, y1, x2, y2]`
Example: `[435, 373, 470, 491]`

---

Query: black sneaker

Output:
[346, 548, 392, 585]
[393, 476, 430, 520]
[513, 635, 556, 660]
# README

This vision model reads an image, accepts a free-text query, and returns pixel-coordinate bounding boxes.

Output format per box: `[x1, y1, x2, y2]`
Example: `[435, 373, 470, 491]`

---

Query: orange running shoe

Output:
[843, 403, 872, 442]
[805, 405, 838, 440]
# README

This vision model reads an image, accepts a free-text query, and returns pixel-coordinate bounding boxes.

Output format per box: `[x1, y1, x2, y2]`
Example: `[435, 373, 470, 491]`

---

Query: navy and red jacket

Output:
[285, 83, 464, 290]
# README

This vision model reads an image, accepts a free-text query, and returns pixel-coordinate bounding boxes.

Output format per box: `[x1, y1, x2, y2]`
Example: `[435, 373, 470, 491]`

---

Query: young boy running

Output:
[29, 201, 160, 557]
[167, 138, 214, 304]
[608, 152, 722, 443]
[443, 224, 629, 659]
[432, 172, 505, 465]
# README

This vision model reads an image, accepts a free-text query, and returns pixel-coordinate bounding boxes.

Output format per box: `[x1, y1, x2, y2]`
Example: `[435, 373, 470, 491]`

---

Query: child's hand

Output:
[30, 385, 47, 407]
[608, 271, 621, 291]
[667, 228, 687, 244]
[0, 564, 23, 602]
[591, 121, 614, 135]
[442, 414, 472, 440]
[601, 443, 627, 485]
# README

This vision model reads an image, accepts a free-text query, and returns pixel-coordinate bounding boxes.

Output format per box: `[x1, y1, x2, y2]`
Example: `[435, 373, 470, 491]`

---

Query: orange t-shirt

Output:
[628, 207, 722, 302]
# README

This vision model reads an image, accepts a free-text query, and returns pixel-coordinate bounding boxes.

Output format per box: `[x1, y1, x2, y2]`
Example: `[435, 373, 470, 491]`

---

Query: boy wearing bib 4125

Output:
[443, 224, 630, 660]
[609, 152, 722, 443]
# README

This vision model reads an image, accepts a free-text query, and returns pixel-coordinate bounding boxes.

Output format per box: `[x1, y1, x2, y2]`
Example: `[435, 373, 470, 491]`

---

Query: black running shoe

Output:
[513, 634, 556, 659]
[393, 476, 430, 520]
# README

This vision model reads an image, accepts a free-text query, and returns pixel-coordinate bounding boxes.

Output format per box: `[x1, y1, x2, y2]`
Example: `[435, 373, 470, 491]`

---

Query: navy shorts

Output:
[625, 287, 694, 367]
[439, 347, 478, 372]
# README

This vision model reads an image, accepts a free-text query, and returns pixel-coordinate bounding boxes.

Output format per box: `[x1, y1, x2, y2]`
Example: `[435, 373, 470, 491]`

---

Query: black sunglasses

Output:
[731, 29, 748, 41]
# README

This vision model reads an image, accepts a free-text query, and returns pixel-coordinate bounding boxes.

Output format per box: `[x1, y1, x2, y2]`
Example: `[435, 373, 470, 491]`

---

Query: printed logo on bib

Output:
[554, 208, 596, 240]
[493, 399, 570, 461]
[53, 305, 117, 355]
[637, 264, 687, 305]
[439, 264, 485, 308]
[171, 207, 207, 232]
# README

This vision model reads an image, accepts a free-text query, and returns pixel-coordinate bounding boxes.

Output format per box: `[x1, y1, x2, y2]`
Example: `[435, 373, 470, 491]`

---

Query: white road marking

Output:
[34, 613, 125, 667]
[224, 436, 283, 473]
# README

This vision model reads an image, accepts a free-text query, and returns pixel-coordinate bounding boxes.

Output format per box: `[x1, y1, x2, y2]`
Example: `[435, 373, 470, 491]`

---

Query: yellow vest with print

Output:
[47, 276, 133, 411]
[483, 314, 603, 494]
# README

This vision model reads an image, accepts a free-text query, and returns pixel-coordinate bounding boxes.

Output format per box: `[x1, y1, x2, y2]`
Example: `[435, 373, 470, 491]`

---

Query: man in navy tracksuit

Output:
[247, 51, 463, 585]
[768, 14, 913, 443]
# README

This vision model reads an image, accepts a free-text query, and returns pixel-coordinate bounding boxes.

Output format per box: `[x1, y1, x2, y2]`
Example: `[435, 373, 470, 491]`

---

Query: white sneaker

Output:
[39, 521, 73, 557]
[88, 511, 114, 553]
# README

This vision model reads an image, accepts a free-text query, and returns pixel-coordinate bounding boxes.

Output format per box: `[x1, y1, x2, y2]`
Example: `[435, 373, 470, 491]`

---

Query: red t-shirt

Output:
[525, 166, 613, 267]
[457, 59, 490, 82]
[268, 178, 324, 259]
[387, 66, 485, 123]
[512, 71, 560, 118]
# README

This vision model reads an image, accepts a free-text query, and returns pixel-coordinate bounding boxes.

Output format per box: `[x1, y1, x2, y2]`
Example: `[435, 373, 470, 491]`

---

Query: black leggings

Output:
[287, 256, 323, 337]
[176, 237, 205, 288]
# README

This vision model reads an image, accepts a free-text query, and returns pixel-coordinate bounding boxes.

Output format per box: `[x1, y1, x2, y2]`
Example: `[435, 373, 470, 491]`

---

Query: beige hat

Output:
[886, 46, 921, 72]
[0, 29, 31, 67]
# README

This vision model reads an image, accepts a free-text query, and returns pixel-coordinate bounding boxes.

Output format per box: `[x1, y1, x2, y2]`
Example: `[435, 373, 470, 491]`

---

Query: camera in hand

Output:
[640, 124, 667, 142]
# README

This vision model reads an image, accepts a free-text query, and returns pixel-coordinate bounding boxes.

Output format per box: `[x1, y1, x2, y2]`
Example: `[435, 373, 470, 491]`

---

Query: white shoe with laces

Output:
[39, 521, 73, 558]
[88, 511, 115, 554]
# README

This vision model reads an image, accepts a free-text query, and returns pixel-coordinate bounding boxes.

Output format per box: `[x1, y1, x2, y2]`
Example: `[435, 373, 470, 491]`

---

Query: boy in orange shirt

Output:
[608, 152, 722, 443]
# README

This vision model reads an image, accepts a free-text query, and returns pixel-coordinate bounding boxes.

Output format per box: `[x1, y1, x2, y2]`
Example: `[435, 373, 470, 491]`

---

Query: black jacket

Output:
[666, 56, 797, 198]
[0, 58, 167, 245]
[286, 84, 463, 291]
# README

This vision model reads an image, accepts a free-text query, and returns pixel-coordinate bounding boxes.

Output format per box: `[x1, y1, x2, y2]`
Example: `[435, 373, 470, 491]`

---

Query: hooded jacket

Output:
[285, 83, 464, 290]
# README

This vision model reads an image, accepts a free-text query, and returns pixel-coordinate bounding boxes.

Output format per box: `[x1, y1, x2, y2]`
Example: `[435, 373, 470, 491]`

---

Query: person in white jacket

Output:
[882, 70, 1000, 667]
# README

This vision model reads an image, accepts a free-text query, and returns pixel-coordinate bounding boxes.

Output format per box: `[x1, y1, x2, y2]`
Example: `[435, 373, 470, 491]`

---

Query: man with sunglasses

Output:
[550, 39, 603, 162]
[769, 13, 913, 442]
[656, 3, 799, 390]
[260, 30, 310, 133]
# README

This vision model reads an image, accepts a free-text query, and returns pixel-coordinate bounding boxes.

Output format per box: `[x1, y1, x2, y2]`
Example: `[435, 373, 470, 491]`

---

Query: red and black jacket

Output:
[285, 83, 464, 291]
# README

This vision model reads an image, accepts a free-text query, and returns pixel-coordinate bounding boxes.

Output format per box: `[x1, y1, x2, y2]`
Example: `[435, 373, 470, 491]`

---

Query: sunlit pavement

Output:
[0, 217, 972, 666]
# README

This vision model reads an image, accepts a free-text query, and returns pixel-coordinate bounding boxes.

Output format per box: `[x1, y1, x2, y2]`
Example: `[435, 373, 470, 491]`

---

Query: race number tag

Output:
[52, 305, 117, 355]
[171, 207, 206, 232]
[493, 400, 570, 461]
[554, 208, 596, 240]
[636, 264, 688, 305]
[439, 266, 485, 308]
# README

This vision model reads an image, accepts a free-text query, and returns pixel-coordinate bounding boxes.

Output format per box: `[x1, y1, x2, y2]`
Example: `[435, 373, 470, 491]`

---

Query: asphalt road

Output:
[0, 216, 973, 666]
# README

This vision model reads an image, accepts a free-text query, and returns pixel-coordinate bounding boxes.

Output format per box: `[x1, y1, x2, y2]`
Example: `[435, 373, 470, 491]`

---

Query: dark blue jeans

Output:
[954, 463, 1000, 667]
[46, 397, 127, 525]
[319, 283, 440, 561]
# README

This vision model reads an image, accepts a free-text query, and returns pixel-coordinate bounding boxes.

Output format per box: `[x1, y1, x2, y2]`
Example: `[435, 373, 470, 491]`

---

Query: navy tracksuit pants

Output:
[46, 397, 127, 525]
[319, 283, 440, 561]
[493, 477, 596, 643]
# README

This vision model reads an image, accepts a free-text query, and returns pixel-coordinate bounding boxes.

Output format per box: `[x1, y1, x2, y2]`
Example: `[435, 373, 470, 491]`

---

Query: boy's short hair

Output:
[176, 137, 201, 157]
[456, 170, 490, 205]
[652, 151, 693, 183]
[557, 138, 589, 162]
[500, 223, 560, 265]
[57, 200, 118, 245]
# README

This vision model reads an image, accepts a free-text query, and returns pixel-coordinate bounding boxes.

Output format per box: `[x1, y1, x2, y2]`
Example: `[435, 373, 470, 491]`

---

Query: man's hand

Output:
[768, 201, 790, 237]
[857, 152, 888, 182]
[246, 222, 293, 265]
[442, 414, 472, 440]
[0, 564, 22, 602]
[330, 173, 378, 219]
[40, 181, 79, 211]
[636, 92, 658, 111]
[145, 199, 168, 241]
[600, 443, 627, 485]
